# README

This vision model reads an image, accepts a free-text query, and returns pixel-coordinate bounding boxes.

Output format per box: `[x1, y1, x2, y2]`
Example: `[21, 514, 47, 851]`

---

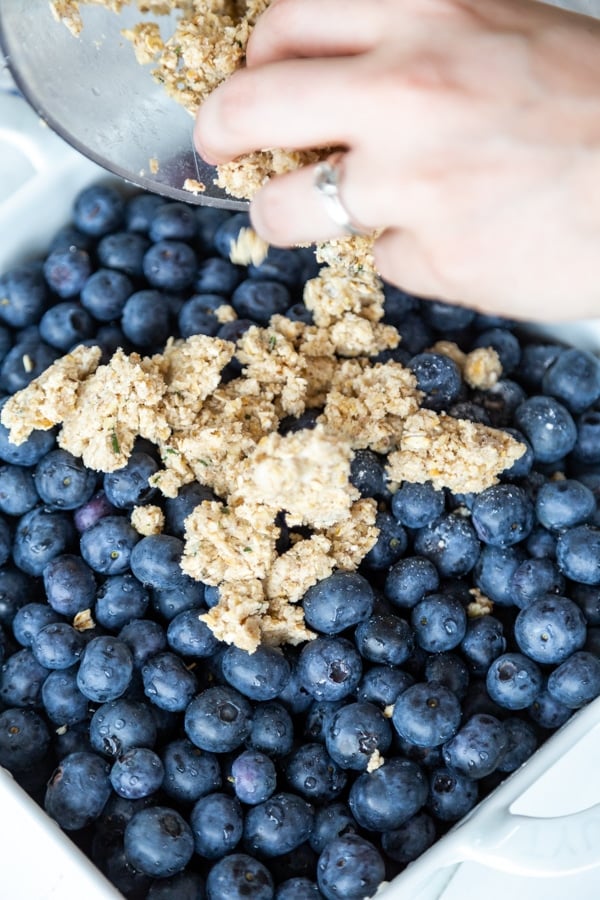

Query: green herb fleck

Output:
[268, 335, 277, 351]
[111, 430, 120, 454]
[243, 546, 253, 552]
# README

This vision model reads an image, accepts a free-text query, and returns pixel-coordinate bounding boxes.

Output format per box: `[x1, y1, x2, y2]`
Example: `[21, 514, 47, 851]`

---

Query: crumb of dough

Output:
[73, 608, 96, 631]
[235, 324, 307, 418]
[324, 498, 378, 570]
[366, 749, 385, 773]
[215, 148, 326, 201]
[258, 603, 315, 648]
[463, 346, 502, 390]
[183, 178, 206, 194]
[428, 340, 467, 370]
[386, 408, 526, 494]
[131, 504, 165, 535]
[315, 232, 379, 276]
[181, 500, 279, 585]
[228, 227, 269, 267]
[383, 704, 394, 718]
[200, 578, 268, 653]
[22, 354, 34, 374]
[0, 344, 102, 444]
[264, 534, 334, 606]
[149, 156, 160, 174]
[122, 22, 164, 64]
[319, 359, 422, 455]
[303, 265, 385, 327]
[232, 426, 358, 528]
[215, 304, 237, 324]
[467, 588, 494, 618]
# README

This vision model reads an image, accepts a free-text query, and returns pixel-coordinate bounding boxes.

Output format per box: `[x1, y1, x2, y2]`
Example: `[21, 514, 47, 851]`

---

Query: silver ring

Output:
[314, 151, 370, 237]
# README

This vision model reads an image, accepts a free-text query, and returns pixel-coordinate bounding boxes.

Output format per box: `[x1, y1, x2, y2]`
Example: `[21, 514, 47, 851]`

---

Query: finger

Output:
[246, 0, 383, 68]
[194, 57, 362, 165]
[373, 228, 449, 300]
[249, 151, 393, 247]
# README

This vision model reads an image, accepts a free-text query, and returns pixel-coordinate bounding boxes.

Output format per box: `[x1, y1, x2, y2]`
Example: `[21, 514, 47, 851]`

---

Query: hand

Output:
[194, 0, 600, 321]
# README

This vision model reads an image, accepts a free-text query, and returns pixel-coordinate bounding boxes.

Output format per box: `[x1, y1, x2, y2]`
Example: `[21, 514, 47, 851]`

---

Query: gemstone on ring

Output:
[313, 151, 370, 237]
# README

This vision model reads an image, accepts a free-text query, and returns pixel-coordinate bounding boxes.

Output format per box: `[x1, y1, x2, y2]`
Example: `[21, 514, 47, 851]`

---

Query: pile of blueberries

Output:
[0, 182, 600, 900]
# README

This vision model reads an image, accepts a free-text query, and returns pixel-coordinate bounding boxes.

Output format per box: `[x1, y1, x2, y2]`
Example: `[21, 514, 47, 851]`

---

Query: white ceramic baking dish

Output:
[1, 58, 600, 900]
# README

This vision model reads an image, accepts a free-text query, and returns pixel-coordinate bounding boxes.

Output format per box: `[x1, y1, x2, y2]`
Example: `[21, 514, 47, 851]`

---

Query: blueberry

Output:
[442, 714, 507, 779]
[356, 666, 414, 708]
[526, 525, 557, 560]
[427, 766, 479, 822]
[297, 636, 363, 702]
[125, 193, 166, 233]
[354, 613, 415, 666]
[393, 311, 433, 355]
[103, 453, 159, 511]
[496, 718, 538, 772]
[143, 240, 197, 291]
[45, 751, 111, 830]
[459, 615, 506, 676]
[510, 557, 565, 609]
[518, 342, 562, 389]
[39, 302, 96, 351]
[0, 647, 48, 708]
[151, 579, 206, 621]
[528, 688, 572, 730]
[194, 256, 244, 295]
[535, 478, 596, 533]
[0, 262, 48, 328]
[572, 410, 600, 464]
[275, 878, 321, 900]
[411, 593, 467, 653]
[73, 184, 125, 236]
[48, 224, 93, 254]
[95, 574, 150, 630]
[0, 464, 38, 516]
[31, 622, 85, 670]
[556, 524, 600, 584]
[163, 482, 216, 538]
[381, 810, 437, 863]
[514, 395, 577, 463]
[391, 480, 446, 529]
[110, 747, 164, 799]
[77, 636, 134, 703]
[349, 449, 389, 501]
[413, 514, 480, 577]
[34, 448, 97, 509]
[384, 555, 440, 609]
[472, 544, 526, 606]
[13, 507, 74, 576]
[302, 571, 374, 635]
[308, 802, 358, 856]
[231, 750, 277, 805]
[409, 352, 463, 411]
[190, 792, 244, 858]
[81, 268, 134, 321]
[246, 701, 294, 757]
[541, 347, 600, 413]
[213, 212, 252, 258]
[42, 667, 89, 726]
[146, 871, 206, 900]
[73, 490, 118, 533]
[121, 289, 171, 348]
[500, 428, 534, 479]
[12, 602, 62, 648]
[325, 701, 392, 771]
[248, 246, 305, 288]
[514, 595, 587, 664]
[185, 685, 252, 753]
[79, 515, 141, 575]
[178, 292, 227, 337]
[362, 511, 407, 570]
[97, 231, 150, 279]
[130, 534, 186, 590]
[141, 651, 197, 712]
[546, 650, 600, 709]
[43, 247, 92, 298]
[43, 554, 96, 617]
[0, 339, 59, 394]
[392, 682, 462, 748]
[0, 403, 56, 466]
[231, 280, 292, 325]
[571, 583, 600, 626]
[470, 484, 534, 547]
[317, 833, 385, 900]
[424, 652, 470, 700]
[0, 707, 51, 772]
[471, 327, 521, 373]
[421, 298, 476, 332]
[123, 806, 194, 878]
[244, 792, 314, 858]
[205, 853, 274, 900]
[158, 739, 220, 806]
[221, 644, 291, 701]
[485, 652, 543, 710]
[348, 757, 428, 831]
[167, 607, 221, 658]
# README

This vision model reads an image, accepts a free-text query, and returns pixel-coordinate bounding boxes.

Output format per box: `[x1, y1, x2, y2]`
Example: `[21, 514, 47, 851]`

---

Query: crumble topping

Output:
[131, 504, 165, 535]
[467, 588, 495, 618]
[228, 226, 270, 267]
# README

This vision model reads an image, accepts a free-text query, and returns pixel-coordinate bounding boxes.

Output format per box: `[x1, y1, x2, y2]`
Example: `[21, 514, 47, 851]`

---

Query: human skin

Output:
[194, 0, 600, 321]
